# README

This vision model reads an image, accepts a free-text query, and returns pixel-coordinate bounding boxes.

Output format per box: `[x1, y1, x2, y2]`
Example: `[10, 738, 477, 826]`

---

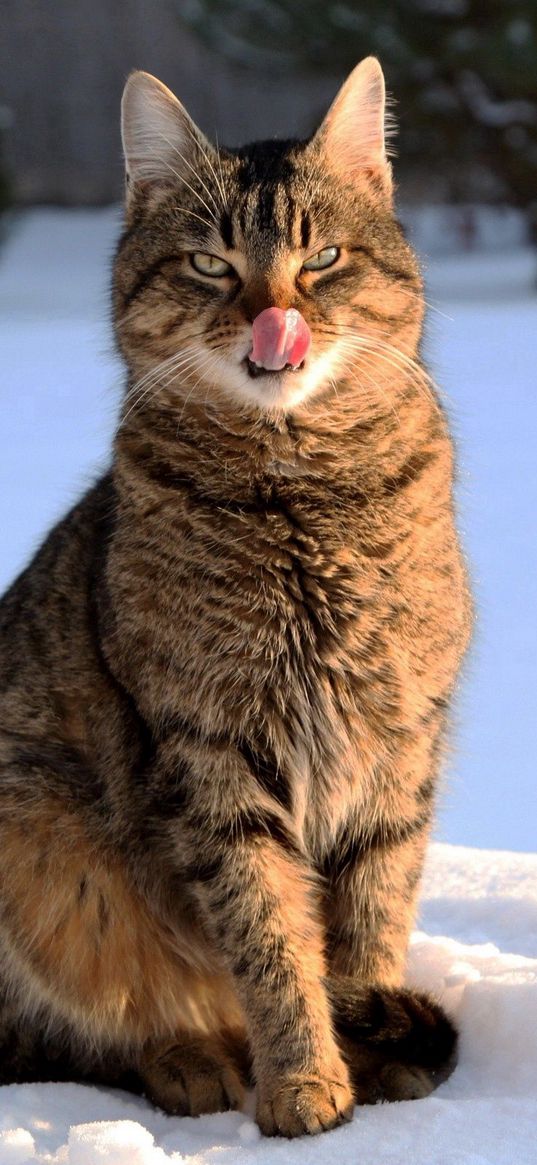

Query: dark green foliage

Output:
[0, 125, 11, 220]
[181, 0, 537, 210]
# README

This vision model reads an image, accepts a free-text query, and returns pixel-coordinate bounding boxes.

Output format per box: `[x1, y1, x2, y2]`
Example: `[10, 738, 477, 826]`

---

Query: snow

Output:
[0, 210, 536, 1162]
[67, 1120, 175, 1163]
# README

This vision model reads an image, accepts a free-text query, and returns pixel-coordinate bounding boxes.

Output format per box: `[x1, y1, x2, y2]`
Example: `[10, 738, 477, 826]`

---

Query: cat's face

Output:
[114, 59, 423, 419]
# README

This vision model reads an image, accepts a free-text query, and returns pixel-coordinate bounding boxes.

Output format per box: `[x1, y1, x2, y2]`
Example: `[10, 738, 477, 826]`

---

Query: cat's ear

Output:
[311, 57, 393, 199]
[121, 71, 212, 199]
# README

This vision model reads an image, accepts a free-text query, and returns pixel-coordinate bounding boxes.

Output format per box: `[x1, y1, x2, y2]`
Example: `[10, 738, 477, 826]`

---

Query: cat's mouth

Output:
[244, 309, 311, 382]
[245, 357, 305, 380]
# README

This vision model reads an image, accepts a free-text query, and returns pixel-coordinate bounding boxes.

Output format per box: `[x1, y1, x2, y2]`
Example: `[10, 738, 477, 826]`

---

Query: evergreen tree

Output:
[181, 0, 537, 218]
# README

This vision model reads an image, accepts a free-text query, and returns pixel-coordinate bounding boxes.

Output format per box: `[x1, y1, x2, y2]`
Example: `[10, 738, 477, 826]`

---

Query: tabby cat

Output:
[0, 58, 471, 1137]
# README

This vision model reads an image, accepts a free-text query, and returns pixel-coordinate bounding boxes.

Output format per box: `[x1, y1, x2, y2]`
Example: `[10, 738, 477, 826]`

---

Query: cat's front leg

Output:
[153, 739, 353, 1137]
[189, 803, 353, 1137]
[322, 799, 431, 987]
[320, 779, 457, 1103]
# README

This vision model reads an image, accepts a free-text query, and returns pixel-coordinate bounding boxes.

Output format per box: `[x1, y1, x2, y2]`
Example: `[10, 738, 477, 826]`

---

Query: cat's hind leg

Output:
[0, 993, 248, 1116]
[0, 991, 247, 1118]
[0, 779, 248, 1114]
[140, 1029, 248, 1116]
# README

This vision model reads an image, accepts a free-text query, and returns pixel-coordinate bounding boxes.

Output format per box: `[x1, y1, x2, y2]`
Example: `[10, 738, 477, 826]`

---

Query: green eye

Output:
[191, 253, 233, 278]
[302, 246, 340, 272]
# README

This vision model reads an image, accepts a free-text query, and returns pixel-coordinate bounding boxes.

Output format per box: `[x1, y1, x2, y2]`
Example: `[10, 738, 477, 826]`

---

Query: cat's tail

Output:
[329, 980, 458, 1104]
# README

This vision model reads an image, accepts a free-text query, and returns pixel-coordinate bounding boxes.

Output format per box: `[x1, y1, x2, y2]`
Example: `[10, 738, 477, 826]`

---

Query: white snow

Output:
[0, 1127, 36, 1164]
[67, 1120, 177, 1164]
[0, 210, 536, 1162]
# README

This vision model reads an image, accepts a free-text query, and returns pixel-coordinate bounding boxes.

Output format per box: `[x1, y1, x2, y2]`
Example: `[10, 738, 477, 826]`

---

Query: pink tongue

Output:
[250, 307, 311, 372]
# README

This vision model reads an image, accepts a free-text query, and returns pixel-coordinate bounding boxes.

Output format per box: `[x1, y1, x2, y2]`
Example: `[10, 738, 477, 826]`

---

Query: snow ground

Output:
[0, 211, 536, 1162]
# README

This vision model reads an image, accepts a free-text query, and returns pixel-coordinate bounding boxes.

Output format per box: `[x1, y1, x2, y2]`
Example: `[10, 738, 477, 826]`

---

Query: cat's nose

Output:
[249, 307, 311, 372]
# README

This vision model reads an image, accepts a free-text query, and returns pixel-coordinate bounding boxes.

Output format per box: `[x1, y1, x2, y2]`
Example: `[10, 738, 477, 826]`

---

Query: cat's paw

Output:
[340, 1039, 439, 1105]
[332, 983, 458, 1105]
[375, 1061, 434, 1101]
[141, 1034, 245, 1117]
[256, 1073, 354, 1137]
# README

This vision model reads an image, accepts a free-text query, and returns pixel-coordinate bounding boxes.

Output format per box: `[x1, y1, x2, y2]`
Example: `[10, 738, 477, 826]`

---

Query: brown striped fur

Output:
[0, 59, 471, 1135]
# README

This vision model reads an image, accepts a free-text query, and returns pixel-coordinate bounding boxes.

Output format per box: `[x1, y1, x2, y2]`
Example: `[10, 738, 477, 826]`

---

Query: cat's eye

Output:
[190, 253, 233, 278]
[302, 246, 340, 272]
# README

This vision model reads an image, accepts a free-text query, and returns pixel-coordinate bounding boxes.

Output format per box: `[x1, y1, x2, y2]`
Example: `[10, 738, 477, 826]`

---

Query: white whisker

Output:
[172, 206, 215, 232]
[335, 335, 435, 407]
[156, 131, 222, 218]
[122, 348, 207, 423]
[149, 150, 218, 225]
[213, 133, 230, 214]
[395, 284, 454, 322]
[188, 123, 228, 213]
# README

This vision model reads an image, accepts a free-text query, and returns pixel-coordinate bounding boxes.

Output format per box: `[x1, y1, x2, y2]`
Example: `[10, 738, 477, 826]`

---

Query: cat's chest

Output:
[112, 477, 402, 843]
[173, 485, 381, 723]
[114, 473, 393, 763]
[198, 487, 369, 662]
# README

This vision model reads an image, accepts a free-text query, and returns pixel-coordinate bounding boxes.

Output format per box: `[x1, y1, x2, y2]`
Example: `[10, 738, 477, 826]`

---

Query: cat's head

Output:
[114, 58, 423, 420]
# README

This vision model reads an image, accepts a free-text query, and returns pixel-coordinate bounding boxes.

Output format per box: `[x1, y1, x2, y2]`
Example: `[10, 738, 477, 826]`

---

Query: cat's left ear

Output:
[121, 70, 214, 204]
[310, 57, 393, 200]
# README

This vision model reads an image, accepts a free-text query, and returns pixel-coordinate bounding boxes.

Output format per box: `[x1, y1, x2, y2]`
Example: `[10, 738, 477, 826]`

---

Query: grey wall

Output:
[1, 1, 340, 204]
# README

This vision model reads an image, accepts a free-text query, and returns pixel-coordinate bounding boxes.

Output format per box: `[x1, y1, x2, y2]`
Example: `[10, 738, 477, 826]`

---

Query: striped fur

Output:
[0, 61, 471, 1136]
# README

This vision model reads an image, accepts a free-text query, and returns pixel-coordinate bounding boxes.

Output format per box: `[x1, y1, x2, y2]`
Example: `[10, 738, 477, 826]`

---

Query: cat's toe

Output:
[257, 1074, 354, 1137]
[377, 1062, 434, 1101]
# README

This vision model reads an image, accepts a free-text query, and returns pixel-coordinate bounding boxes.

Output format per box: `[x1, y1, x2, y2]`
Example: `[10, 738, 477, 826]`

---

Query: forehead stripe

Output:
[220, 210, 234, 249]
[300, 210, 311, 250]
[257, 185, 276, 233]
[285, 194, 297, 247]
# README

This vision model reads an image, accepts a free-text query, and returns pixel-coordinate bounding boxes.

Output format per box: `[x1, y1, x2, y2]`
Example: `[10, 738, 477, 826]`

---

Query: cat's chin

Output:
[239, 359, 309, 411]
[234, 366, 319, 414]
[215, 351, 339, 415]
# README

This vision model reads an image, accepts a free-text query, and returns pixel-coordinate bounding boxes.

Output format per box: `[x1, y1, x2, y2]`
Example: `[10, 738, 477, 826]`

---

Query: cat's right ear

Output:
[309, 57, 394, 202]
[121, 71, 211, 204]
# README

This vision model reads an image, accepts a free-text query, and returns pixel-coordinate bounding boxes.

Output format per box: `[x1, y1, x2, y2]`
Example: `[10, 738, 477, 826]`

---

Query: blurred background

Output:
[0, 1, 536, 852]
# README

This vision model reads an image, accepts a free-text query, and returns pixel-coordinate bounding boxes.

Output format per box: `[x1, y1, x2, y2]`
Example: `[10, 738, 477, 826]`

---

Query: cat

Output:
[0, 57, 471, 1137]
